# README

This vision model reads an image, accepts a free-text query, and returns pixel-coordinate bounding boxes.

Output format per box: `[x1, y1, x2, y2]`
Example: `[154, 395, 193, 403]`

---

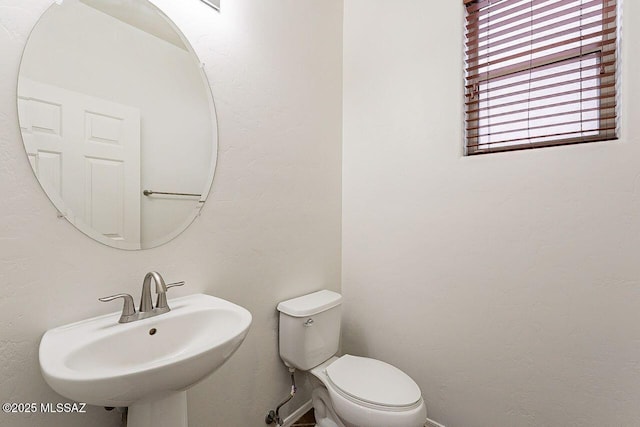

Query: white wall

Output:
[342, 1, 640, 427]
[0, 0, 342, 426]
[19, 0, 213, 246]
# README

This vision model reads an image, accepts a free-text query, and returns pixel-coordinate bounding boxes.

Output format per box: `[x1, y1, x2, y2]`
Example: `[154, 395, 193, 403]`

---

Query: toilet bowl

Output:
[277, 290, 427, 427]
[310, 356, 427, 427]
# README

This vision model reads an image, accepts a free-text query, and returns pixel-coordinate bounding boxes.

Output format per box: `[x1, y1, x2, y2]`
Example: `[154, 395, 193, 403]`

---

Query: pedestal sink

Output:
[39, 294, 252, 427]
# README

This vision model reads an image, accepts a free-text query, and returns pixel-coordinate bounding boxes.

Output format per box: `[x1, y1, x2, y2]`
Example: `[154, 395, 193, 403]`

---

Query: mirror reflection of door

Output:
[19, 79, 142, 248]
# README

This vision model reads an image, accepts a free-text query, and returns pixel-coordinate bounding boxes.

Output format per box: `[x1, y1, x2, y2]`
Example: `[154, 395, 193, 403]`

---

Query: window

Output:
[464, 0, 619, 155]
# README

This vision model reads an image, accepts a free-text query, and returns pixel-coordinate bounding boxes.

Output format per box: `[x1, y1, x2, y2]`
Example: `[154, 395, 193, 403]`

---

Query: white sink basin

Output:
[39, 293, 252, 427]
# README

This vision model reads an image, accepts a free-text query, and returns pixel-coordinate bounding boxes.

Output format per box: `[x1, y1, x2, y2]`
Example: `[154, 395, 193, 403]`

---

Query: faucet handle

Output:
[155, 281, 185, 310]
[166, 281, 185, 290]
[99, 293, 136, 323]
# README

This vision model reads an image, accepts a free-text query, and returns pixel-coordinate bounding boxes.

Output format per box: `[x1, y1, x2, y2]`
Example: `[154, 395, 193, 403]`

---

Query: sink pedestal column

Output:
[127, 391, 187, 427]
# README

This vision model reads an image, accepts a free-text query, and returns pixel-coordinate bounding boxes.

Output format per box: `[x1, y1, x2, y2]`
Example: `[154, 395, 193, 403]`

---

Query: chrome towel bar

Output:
[143, 190, 201, 197]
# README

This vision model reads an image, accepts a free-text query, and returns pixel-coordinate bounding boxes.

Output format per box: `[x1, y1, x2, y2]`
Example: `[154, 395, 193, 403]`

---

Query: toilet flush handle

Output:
[304, 318, 314, 327]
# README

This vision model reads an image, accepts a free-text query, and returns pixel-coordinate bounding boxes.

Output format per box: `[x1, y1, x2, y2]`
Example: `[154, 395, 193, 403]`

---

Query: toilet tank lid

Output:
[277, 290, 342, 317]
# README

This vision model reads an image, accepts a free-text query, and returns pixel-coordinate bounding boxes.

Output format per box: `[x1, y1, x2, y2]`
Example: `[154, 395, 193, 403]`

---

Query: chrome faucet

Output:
[99, 272, 185, 323]
[139, 271, 167, 313]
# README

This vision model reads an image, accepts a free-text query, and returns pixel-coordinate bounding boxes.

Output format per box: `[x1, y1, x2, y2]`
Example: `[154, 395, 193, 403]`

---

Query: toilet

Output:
[277, 290, 427, 427]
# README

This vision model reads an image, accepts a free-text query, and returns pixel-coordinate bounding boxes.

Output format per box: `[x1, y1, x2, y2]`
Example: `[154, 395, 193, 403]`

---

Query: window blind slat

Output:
[465, 58, 615, 88]
[466, 0, 606, 42]
[468, 135, 618, 154]
[466, 71, 615, 102]
[467, 18, 616, 63]
[467, 96, 616, 122]
[465, 72, 616, 105]
[465, 0, 579, 30]
[467, 114, 617, 140]
[465, 2, 616, 46]
[466, 104, 616, 131]
[464, 0, 616, 19]
[465, 31, 616, 73]
[466, 127, 617, 149]
[466, 42, 615, 83]
[467, 90, 615, 119]
[466, 83, 615, 115]
[466, 14, 617, 56]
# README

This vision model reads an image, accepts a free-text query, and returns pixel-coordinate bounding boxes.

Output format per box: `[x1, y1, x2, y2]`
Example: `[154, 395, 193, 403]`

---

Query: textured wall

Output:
[0, 0, 342, 426]
[342, 1, 640, 427]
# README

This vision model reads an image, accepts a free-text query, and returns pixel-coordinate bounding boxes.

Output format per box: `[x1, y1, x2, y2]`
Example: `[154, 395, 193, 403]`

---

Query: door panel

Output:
[18, 78, 141, 248]
[84, 157, 125, 240]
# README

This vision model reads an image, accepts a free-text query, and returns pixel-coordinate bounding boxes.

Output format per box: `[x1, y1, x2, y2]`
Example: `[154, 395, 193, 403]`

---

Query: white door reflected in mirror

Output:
[17, 0, 218, 250]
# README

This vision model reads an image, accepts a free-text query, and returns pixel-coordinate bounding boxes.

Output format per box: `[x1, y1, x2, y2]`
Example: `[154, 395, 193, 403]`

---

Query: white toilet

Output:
[277, 290, 427, 427]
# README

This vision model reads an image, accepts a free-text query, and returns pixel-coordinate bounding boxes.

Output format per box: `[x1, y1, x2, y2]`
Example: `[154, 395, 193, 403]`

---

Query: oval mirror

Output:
[17, 0, 217, 250]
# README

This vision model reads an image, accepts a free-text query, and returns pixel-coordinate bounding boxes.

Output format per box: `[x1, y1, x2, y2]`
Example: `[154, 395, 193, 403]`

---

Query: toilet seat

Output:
[325, 355, 422, 409]
[312, 355, 427, 427]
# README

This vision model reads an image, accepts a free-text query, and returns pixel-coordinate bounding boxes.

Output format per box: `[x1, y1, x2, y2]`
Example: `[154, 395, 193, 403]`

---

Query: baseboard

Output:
[281, 399, 313, 427]
[278, 398, 444, 427]
[425, 417, 446, 427]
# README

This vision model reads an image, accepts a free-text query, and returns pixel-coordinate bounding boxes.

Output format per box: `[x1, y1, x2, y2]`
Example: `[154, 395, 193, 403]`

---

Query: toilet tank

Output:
[277, 290, 342, 370]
